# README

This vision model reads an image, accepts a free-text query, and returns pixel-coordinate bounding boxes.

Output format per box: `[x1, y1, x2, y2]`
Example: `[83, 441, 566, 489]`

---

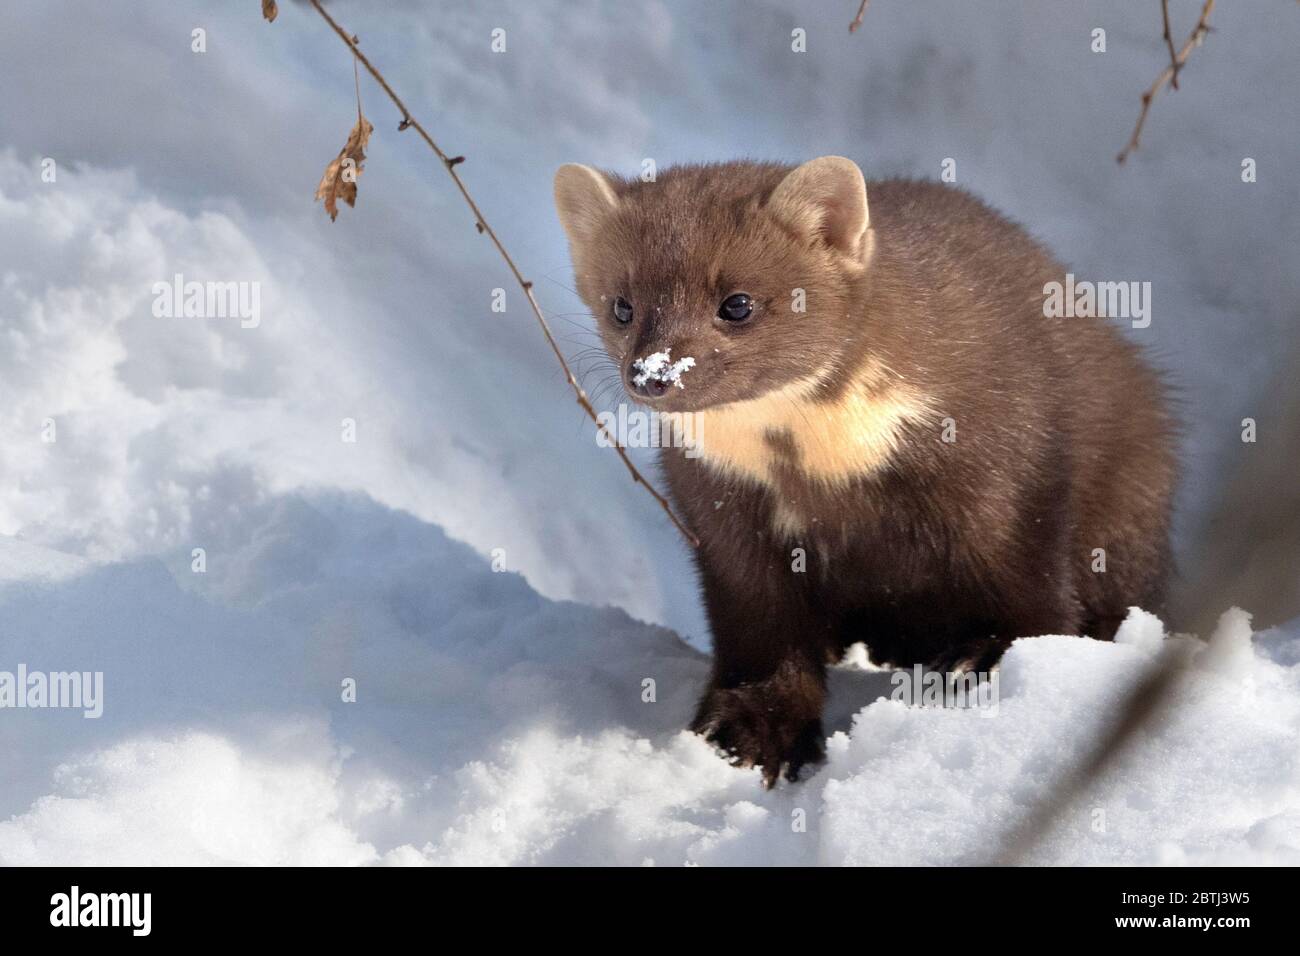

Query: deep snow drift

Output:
[1, 493, 1295, 865]
[3, 1, 1299, 645]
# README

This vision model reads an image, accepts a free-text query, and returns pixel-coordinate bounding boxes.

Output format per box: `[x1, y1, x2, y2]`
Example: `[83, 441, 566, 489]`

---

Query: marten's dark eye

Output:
[717, 293, 753, 322]
[611, 296, 634, 326]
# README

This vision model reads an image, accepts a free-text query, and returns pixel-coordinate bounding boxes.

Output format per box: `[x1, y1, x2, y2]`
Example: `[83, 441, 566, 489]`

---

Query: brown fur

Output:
[555, 158, 1176, 786]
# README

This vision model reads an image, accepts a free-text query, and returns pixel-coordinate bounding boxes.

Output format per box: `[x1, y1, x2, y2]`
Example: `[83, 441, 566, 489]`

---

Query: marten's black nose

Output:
[628, 372, 671, 400]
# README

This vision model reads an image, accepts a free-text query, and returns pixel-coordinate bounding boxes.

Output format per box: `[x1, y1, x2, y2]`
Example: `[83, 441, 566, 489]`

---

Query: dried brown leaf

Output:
[262, 0, 278, 24]
[314, 114, 374, 221]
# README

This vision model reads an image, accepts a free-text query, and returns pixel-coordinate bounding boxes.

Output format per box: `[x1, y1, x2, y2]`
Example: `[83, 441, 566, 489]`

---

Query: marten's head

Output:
[553, 158, 875, 413]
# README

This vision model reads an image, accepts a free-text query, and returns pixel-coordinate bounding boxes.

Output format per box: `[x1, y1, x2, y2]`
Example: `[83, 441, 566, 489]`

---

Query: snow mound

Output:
[1, 493, 1296, 865]
[0, 535, 88, 583]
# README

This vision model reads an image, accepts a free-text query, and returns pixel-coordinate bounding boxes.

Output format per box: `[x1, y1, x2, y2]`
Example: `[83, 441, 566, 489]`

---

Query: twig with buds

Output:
[1117, 0, 1216, 163]
[294, 0, 699, 547]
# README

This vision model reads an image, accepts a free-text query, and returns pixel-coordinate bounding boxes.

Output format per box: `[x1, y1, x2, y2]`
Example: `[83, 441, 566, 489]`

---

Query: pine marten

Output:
[554, 157, 1176, 786]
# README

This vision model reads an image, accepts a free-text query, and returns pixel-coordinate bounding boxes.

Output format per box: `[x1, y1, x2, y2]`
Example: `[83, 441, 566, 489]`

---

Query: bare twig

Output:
[1160, 0, 1181, 89]
[1117, 0, 1216, 163]
[849, 0, 870, 33]
[303, 0, 699, 547]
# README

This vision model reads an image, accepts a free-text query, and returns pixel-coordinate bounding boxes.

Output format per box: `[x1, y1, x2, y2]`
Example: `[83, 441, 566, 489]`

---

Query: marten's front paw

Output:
[927, 635, 1013, 675]
[691, 675, 825, 788]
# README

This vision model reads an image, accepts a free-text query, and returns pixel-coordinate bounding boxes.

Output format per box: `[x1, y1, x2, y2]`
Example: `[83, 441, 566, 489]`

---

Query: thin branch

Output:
[1160, 0, 1181, 90]
[1117, 0, 1216, 163]
[849, 0, 870, 33]
[352, 48, 362, 121]
[304, 0, 699, 548]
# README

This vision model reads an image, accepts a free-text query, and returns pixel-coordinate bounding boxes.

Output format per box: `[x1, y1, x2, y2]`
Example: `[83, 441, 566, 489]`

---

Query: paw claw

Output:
[692, 674, 826, 786]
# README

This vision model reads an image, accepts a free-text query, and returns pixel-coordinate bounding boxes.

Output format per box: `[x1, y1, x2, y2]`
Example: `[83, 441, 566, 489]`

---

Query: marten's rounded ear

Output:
[554, 164, 620, 250]
[767, 157, 870, 262]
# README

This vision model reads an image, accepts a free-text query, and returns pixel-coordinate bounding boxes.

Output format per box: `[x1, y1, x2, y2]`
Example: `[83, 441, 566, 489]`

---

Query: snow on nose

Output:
[630, 348, 696, 392]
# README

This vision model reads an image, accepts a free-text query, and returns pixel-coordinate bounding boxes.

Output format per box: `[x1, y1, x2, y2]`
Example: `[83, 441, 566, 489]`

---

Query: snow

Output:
[1, 493, 1296, 866]
[2, 0, 1298, 647]
[0, 0, 1297, 865]
[0, 536, 87, 584]
[631, 349, 696, 390]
